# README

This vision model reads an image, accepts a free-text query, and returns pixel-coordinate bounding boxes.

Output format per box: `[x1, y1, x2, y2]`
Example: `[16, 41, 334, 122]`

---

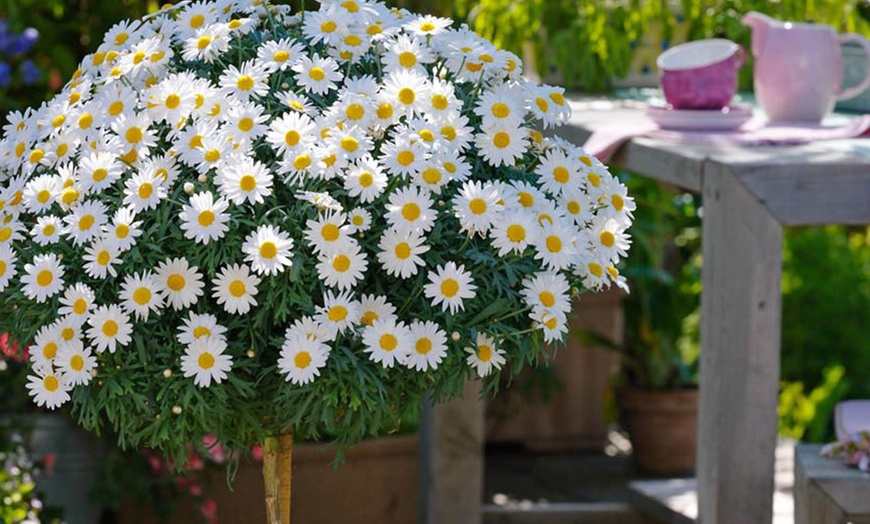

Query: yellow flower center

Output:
[398, 87, 415, 105]
[397, 150, 414, 166]
[588, 172, 601, 187]
[62, 188, 79, 205]
[43, 342, 58, 360]
[332, 254, 351, 273]
[165, 94, 181, 109]
[44, 376, 59, 392]
[420, 22, 436, 32]
[321, 20, 337, 33]
[239, 175, 257, 192]
[198, 210, 215, 227]
[204, 149, 221, 163]
[469, 198, 487, 215]
[238, 118, 254, 132]
[190, 135, 204, 148]
[167, 274, 186, 291]
[37, 189, 51, 204]
[415, 338, 432, 355]
[109, 101, 124, 116]
[133, 51, 146, 64]
[97, 250, 111, 266]
[352, 215, 364, 226]
[229, 280, 246, 297]
[274, 50, 290, 62]
[440, 279, 459, 298]
[78, 113, 94, 129]
[309, 67, 326, 81]
[492, 103, 510, 118]
[493, 132, 510, 149]
[294, 351, 312, 369]
[546, 235, 562, 253]
[612, 194, 625, 212]
[341, 136, 359, 152]
[539, 291, 556, 308]
[285, 130, 301, 147]
[536, 98, 549, 112]
[399, 51, 417, 68]
[321, 224, 340, 242]
[73, 298, 88, 315]
[549, 92, 565, 106]
[377, 103, 393, 119]
[116, 224, 130, 239]
[607, 266, 620, 279]
[346, 104, 365, 121]
[138, 183, 153, 200]
[359, 172, 374, 187]
[78, 215, 95, 231]
[478, 344, 492, 362]
[379, 334, 397, 351]
[61, 328, 75, 341]
[431, 94, 448, 110]
[52, 115, 66, 128]
[567, 201, 581, 215]
[92, 168, 108, 183]
[553, 167, 570, 184]
[236, 75, 255, 91]
[507, 225, 526, 243]
[43, 224, 56, 237]
[328, 305, 348, 322]
[125, 127, 143, 144]
[102, 320, 118, 337]
[0, 261, 5, 277]
[30, 149, 45, 164]
[190, 14, 205, 28]
[395, 242, 411, 260]
[588, 262, 604, 278]
[422, 168, 441, 185]
[518, 192, 534, 208]
[345, 34, 362, 47]
[198, 352, 215, 370]
[70, 355, 85, 372]
[294, 155, 311, 170]
[401, 203, 420, 222]
[37, 270, 53, 287]
[600, 231, 615, 248]
[259, 241, 278, 259]
[197, 36, 212, 50]
[133, 287, 151, 305]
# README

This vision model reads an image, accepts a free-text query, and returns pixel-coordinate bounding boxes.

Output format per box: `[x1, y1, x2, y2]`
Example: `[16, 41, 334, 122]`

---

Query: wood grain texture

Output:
[698, 162, 783, 524]
[795, 444, 870, 524]
[422, 381, 485, 524]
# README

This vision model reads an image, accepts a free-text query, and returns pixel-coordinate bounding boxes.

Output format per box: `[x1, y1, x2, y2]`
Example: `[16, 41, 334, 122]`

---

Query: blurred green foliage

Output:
[457, 0, 870, 92]
[779, 365, 848, 442]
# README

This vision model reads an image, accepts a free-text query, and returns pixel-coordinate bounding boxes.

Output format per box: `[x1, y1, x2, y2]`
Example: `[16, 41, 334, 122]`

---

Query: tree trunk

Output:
[263, 431, 293, 524]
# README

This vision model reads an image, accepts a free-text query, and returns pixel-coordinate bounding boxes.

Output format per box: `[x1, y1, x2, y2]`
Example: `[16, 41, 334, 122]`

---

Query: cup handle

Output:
[733, 44, 746, 69]
[836, 33, 870, 101]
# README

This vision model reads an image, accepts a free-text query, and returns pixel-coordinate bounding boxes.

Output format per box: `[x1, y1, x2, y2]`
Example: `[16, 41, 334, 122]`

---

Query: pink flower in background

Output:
[201, 498, 218, 524]
[251, 444, 264, 461]
[203, 434, 225, 464]
[42, 453, 56, 476]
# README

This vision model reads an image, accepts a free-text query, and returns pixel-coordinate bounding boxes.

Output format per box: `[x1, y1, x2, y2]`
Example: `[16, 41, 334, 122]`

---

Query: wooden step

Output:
[483, 502, 655, 524]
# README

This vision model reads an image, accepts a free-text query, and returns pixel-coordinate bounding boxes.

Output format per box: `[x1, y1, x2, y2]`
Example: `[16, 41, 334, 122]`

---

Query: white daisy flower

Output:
[78, 151, 123, 195]
[385, 185, 435, 235]
[285, 316, 335, 344]
[362, 317, 411, 368]
[277, 333, 330, 386]
[304, 211, 350, 255]
[22, 174, 60, 214]
[587, 216, 631, 264]
[193, 134, 234, 173]
[334, 93, 377, 129]
[292, 54, 343, 95]
[178, 312, 228, 347]
[358, 294, 397, 327]
[314, 289, 359, 337]
[316, 242, 368, 291]
[219, 59, 270, 102]
[57, 282, 96, 324]
[181, 336, 233, 388]
[83, 240, 122, 279]
[578, 257, 611, 292]
[465, 333, 506, 377]
[599, 177, 636, 225]
[0, 243, 16, 292]
[383, 34, 434, 73]
[561, 187, 595, 228]
[179, 191, 230, 244]
[55, 316, 83, 347]
[0, 219, 24, 246]
[376, 228, 429, 279]
[155, 257, 205, 311]
[86, 304, 133, 353]
[242, 225, 295, 275]
[531, 308, 569, 344]
[404, 14, 452, 37]
[536, 149, 582, 196]
[475, 85, 525, 129]
[257, 38, 305, 72]
[404, 320, 448, 372]
[521, 271, 572, 317]
[526, 84, 571, 128]
[212, 264, 261, 315]
[223, 101, 269, 145]
[30, 323, 63, 369]
[380, 69, 430, 118]
[102, 206, 142, 252]
[346, 207, 372, 234]
[490, 209, 540, 257]
[119, 271, 163, 321]
[424, 262, 477, 314]
[21, 253, 65, 303]
[266, 112, 316, 158]
[26, 371, 72, 410]
[218, 156, 274, 206]
[296, 191, 344, 212]
[453, 180, 502, 236]
[424, 78, 461, 123]
[344, 158, 387, 204]
[63, 199, 108, 246]
[534, 221, 579, 271]
[56, 340, 98, 386]
[183, 25, 231, 63]
[123, 172, 167, 212]
[475, 124, 528, 168]
[31, 215, 63, 246]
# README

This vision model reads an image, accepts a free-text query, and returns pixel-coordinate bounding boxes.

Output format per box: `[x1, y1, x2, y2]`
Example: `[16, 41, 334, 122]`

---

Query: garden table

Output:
[560, 95, 870, 524]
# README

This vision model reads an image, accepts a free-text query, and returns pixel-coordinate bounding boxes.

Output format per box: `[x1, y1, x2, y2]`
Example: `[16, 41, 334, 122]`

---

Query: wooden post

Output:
[698, 162, 782, 524]
[263, 431, 293, 524]
[420, 381, 484, 524]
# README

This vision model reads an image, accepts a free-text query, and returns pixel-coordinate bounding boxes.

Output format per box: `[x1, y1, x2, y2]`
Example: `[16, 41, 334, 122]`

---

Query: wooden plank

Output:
[628, 479, 697, 524]
[795, 445, 870, 524]
[421, 381, 485, 524]
[483, 502, 654, 524]
[698, 162, 783, 524]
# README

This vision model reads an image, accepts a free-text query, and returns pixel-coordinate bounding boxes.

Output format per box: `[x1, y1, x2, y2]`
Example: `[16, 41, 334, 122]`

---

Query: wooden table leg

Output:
[420, 381, 484, 524]
[698, 163, 783, 524]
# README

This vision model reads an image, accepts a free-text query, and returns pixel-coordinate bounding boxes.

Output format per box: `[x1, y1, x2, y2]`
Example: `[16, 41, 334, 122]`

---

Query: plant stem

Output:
[263, 431, 293, 524]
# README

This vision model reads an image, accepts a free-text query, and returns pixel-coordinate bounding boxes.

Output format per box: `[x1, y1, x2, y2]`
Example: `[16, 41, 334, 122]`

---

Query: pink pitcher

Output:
[743, 11, 870, 122]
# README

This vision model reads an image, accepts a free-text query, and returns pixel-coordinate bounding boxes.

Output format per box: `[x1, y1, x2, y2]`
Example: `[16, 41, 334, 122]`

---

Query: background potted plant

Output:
[577, 175, 700, 476]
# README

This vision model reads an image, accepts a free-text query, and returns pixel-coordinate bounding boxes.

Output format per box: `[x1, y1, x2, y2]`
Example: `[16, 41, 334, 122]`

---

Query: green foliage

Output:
[0, 432, 42, 524]
[778, 365, 848, 443]
[457, 0, 870, 92]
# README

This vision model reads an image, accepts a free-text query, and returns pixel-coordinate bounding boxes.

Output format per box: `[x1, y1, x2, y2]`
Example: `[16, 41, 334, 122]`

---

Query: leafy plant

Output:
[778, 365, 848, 443]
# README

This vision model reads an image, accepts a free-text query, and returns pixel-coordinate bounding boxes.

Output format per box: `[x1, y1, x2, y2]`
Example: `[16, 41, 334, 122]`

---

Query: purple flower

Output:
[20, 59, 39, 85]
[0, 61, 11, 87]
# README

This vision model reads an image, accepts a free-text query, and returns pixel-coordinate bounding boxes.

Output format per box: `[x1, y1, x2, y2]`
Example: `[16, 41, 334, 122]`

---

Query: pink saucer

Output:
[645, 104, 755, 130]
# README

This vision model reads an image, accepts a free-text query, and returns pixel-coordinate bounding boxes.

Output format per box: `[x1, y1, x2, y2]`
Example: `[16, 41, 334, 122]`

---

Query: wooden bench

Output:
[795, 444, 870, 524]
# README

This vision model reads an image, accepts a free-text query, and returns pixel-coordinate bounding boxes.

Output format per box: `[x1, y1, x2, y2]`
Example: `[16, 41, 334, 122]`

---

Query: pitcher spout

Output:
[742, 11, 778, 56]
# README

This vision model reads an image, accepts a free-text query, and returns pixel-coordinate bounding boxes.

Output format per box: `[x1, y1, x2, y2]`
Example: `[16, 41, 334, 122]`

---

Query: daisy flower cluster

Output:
[0, 0, 632, 454]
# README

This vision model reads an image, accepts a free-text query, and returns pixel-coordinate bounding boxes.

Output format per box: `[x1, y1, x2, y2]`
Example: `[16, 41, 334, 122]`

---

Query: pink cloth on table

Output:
[583, 113, 870, 162]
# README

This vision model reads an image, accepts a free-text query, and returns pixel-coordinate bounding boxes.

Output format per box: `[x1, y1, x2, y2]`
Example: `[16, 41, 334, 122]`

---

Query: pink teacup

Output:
[657, 39, 746, 110]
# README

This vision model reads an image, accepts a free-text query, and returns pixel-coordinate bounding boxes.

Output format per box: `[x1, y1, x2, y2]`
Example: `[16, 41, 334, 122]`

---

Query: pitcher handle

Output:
[836, 33, 870, 101]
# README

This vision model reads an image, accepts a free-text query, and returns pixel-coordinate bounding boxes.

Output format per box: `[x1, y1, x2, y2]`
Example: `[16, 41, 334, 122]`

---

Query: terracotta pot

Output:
[617, 387, 698, 476]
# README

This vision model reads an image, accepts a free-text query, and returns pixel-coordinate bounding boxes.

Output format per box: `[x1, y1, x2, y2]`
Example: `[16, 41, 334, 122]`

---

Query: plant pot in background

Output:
[0, 413, 107, 524]
[617, 387, 698, 476]
[836, 42, 870, 112]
